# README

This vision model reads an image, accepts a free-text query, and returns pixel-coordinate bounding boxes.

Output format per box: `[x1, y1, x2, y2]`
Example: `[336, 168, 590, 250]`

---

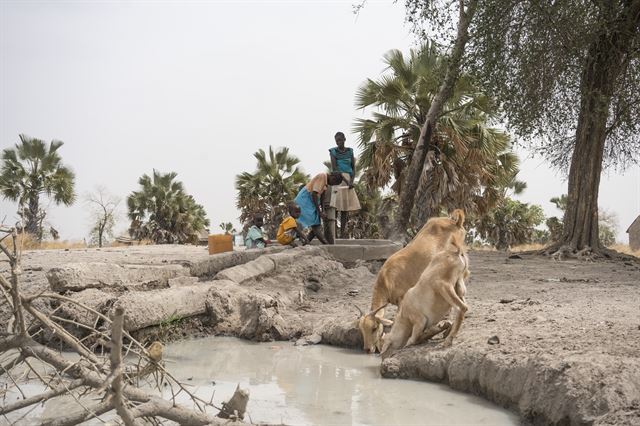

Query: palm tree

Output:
[474, 198, 546, 250]
[235, 147, 308, 238]
[219, 222, 237, 235]
[0, 134, 76, 240]
[353, 43, 520, 228]
[127, 170, 209, 244]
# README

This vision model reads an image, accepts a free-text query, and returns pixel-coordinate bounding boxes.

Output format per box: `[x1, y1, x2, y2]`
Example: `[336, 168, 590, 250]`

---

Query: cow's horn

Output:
[353, 304, 364, 317]
[368, 303, 388, 317]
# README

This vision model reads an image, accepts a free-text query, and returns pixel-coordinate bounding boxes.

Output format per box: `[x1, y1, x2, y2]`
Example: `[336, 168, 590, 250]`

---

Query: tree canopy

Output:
[463, 0, 640, 169]
[402, 0, 640, 254]
[127, 170, 209, 244]
[0, 134, 76, 240]
[354, 43, 520, 227]
[235, 146, 308, 238]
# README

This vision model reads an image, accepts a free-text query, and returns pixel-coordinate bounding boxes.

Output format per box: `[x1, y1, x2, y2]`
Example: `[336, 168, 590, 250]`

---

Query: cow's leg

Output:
[438, 283, 468, 347]
[405, 316, 428, 347]
[454, 277, 467, 301]
[417, 320, 452, 344]
[443, 277, 467, 339]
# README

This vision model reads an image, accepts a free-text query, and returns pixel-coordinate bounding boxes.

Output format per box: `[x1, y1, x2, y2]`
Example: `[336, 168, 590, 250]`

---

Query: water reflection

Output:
[164, 337, 518, 426]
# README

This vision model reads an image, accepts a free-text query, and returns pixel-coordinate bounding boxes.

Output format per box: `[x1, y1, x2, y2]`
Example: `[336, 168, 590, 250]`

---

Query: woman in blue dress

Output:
[294, 172, 343, 244]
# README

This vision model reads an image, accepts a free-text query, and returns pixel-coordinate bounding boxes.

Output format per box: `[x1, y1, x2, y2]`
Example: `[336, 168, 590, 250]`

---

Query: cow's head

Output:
[356, 304, 392, 354]
[379, 319, 407, 360]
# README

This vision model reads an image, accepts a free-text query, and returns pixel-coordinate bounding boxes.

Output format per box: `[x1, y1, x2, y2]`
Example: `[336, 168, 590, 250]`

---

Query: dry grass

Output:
[6, 233, 87, 251]
[609, 243, 640, 258]
[110, 239, 153, 247]
[468, 243, 545, 252]
[510, 243, 546, 252]
[466, 243, 495, 251]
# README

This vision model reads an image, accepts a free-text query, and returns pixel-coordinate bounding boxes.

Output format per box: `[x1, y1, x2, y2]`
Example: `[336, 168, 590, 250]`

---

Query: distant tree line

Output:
[0, 135, 210, 246]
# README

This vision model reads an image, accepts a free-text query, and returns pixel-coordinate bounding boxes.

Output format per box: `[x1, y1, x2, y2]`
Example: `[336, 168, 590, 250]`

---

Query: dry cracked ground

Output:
[1, 245, 639, 425]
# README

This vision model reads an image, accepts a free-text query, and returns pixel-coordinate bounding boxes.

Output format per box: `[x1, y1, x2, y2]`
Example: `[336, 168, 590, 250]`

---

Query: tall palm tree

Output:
[127, 170, 209, 244]
[0, 134, 76, 240]
[353, 43, 520, 228]
[235, 146, 308, 238]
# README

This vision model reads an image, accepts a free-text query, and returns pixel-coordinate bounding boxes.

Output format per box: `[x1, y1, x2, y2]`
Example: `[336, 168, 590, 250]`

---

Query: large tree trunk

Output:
[559, 1, 640, 253]
[394, 0, 478, 237]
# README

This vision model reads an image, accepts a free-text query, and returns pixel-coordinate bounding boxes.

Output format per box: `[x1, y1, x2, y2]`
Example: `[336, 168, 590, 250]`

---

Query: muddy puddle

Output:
[164, 336, 518, 425]
[4, 337, 519, 425]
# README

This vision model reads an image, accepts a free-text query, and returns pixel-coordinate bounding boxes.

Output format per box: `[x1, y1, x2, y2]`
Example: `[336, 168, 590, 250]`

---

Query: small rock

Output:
[486, 318, 496, 322]
[488, 335, 500, 345]
[499, 297, 516, 304]
[508, 254, 522, 259]
[295, 333, 322, 346]
[305, 281, 321, 292]
[346, 289, 359, 297]
[307, 333, 322, 345]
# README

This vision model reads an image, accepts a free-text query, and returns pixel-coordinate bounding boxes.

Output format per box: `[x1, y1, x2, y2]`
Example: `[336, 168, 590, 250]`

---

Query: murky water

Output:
[164, 337, 518, 425]
[3, 337, 518, 425]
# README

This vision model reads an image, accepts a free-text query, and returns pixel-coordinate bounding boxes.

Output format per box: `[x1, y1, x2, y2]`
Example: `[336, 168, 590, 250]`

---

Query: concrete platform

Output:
[315, 239, 402, 263]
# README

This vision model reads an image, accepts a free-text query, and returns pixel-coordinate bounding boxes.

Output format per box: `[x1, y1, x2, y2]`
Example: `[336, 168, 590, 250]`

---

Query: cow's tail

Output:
[451, 209, 465, 229]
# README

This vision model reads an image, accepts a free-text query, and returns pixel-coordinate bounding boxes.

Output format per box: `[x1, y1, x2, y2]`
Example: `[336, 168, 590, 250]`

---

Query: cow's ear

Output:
[375, 317, 393, 326]
[380, 318, 394, 326]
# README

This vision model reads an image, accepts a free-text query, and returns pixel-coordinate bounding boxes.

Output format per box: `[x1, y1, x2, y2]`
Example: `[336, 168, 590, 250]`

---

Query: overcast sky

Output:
[1, 0, 639, 242]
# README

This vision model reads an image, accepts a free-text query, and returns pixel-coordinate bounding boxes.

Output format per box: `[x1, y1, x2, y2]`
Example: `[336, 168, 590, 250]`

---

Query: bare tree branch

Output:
[109, 307, 140, 426]
[0, 379, 84, 415]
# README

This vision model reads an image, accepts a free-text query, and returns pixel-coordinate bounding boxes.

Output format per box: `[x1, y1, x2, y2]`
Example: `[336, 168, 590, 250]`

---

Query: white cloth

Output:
[329, 173, 361, 212]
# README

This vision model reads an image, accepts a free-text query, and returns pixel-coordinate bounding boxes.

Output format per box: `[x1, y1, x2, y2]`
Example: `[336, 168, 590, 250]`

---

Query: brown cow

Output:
[357, 209, 466, 353]
[380, 238, 469, 358]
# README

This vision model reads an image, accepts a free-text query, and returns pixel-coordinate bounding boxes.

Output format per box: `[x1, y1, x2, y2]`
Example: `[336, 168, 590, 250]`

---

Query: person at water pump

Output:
[276, 203, 309, 247]
[328, 131, 361, 239]
[294, 171, 343, 244]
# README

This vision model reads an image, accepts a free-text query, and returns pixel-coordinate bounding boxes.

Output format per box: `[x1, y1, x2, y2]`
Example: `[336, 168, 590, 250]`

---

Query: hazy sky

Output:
[1, 1, 639, 242]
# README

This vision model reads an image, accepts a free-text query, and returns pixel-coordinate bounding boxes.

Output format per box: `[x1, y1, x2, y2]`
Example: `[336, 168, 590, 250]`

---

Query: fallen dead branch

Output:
[0, 226, 247, 425]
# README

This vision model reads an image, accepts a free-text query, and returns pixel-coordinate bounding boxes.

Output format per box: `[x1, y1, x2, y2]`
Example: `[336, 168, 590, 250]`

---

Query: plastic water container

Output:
[208, 234, 233, 255]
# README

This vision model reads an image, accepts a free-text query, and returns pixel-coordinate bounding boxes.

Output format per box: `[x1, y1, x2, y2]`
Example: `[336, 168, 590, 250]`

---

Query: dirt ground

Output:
[382, 251, 640, 426]
[2, 245, 639, 425]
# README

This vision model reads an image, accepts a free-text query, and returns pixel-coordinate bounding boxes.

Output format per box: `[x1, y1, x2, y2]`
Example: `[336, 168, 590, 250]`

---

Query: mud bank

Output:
[2, 245, 381, 348]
